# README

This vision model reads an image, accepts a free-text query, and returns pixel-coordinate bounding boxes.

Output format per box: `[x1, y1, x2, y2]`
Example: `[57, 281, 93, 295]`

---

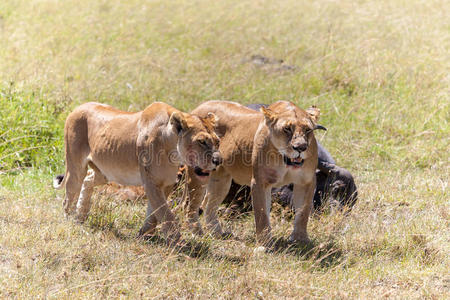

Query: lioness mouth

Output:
[194, 166, 211, 177]
[284, 155, 304, 168]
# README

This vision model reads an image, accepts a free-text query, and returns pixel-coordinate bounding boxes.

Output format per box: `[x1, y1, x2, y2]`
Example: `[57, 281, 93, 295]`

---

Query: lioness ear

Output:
[306, 106, 320, 123]
[260, 106, 277, 124]
[205, 112, 219, 128]
[170, 112, 188, 134]
[306, 106, 327, 131]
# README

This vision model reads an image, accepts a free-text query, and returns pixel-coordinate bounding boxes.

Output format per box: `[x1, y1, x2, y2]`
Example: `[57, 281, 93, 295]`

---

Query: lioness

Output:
[185, 100, 326, 244]
[222, 104, 357, 212]
[54, 102, 221, 242]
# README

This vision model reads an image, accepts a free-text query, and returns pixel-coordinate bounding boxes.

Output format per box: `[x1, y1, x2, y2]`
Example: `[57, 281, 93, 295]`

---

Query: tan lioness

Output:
[185, 100, 325, 244]
[53, 102, 221, 242]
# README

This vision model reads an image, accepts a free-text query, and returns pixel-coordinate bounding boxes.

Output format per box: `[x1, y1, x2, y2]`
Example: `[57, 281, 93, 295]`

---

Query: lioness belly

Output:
[87, 115, 141, 186]
[226, 166, 252, 186]
[93, 160, 142, 186]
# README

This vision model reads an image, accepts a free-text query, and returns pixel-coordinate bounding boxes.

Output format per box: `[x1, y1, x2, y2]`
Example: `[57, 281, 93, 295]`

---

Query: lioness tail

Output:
[53, 174, 66, 189]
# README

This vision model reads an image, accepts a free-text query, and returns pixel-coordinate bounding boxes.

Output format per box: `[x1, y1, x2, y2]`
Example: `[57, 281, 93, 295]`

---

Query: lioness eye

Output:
[198, 140, 208, 147]
[283, 126, 292, 134]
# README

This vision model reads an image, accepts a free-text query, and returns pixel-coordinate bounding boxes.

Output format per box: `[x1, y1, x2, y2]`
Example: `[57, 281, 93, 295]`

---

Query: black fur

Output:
[55, 174, 64, 185]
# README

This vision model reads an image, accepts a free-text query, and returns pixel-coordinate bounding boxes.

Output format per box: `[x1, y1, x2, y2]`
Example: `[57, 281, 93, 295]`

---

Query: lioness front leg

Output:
[138, 199, 158, 237]
[139, 182, 176, 238]
[204, 168, 232, 238]
[140, 180, 181, 243]
[290, 179, 316, 243]
[184, 166, 207, 235]
[250, 178, 272, 245]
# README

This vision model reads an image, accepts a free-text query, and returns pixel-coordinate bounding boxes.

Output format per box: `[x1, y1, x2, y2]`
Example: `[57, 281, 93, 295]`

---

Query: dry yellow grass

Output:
[0, 0, 449, 298]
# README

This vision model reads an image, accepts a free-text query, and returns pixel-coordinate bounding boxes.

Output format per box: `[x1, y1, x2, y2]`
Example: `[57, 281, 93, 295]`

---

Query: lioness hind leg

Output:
[185, 167, 207, 235]
[75, 167, 107, 223]
[62, 119, 90, 217]
[204, 168, 232, 238]
[63, 167, 87, 217]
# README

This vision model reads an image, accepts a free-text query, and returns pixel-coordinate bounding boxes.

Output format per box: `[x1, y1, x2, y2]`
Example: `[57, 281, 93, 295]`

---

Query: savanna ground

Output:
[0, 0, 449, 298]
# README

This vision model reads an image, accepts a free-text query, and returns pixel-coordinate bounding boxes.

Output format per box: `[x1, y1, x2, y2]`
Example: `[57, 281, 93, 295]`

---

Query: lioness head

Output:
[170, 111, 221, 179]
[261, 101, 326, 168]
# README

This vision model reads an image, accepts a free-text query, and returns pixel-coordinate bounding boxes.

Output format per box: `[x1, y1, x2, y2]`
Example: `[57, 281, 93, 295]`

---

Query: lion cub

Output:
[54, 102, 221, 243]
[185, 100, 326, 245]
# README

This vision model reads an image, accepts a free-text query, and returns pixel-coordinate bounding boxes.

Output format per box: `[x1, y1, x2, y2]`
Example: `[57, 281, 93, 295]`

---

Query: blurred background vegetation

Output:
[0, 0, 448, 176]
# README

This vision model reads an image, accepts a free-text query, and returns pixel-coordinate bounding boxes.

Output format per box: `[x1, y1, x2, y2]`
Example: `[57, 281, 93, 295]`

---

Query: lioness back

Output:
[192, 101, 263, 184]
[64, 102, 180, 186]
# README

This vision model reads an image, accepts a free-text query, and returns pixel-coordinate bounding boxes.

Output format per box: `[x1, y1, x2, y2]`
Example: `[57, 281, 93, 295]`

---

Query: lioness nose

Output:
[212, 152, 222, 166]
[293, 143, 308, 152]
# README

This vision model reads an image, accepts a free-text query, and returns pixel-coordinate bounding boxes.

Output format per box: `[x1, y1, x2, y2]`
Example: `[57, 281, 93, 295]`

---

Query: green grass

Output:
[0, 0, 449, 298]
[0, 86, 64, 173]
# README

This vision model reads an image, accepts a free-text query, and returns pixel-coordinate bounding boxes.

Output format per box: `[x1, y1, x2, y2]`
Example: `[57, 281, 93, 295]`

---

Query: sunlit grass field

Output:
[0, 0, 449, 298]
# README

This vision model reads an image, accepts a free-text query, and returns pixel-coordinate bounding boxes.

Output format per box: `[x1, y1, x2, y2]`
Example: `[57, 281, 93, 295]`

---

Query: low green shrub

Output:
[0, 85, 64, 173]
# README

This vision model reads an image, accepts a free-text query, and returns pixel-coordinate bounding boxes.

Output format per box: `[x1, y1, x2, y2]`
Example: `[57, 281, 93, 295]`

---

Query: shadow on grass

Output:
[85, 209, 339, 268]
[86, 217, 245, 264]
[85, 213, 207, 257]
[270, 237, 343, 269]
[141, 235, 247, 265]
[86, 212, 132, 241]
[87, 220, 211, 259]
[141, 235, 211, 259]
